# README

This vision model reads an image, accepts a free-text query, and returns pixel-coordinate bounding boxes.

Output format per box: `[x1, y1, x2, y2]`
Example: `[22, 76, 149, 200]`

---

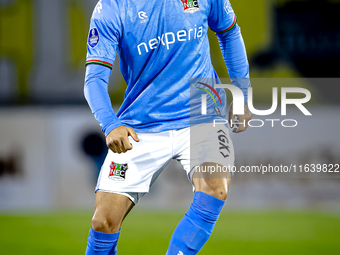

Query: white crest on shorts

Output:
[108, 162, 128, 181]
[177, 251, 184, 255]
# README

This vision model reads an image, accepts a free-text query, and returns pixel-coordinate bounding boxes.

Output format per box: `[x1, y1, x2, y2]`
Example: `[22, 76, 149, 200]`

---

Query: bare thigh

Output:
[91, 191, 134, 233]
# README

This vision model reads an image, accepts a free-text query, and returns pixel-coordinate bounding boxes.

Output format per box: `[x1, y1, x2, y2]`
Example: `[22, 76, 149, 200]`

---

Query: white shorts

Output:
[95, 123, 235, 204]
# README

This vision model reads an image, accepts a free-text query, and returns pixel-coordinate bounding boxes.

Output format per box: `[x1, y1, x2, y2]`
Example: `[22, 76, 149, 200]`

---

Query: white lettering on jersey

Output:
[137, 25, 203, 55]
[95, 0, 103, 14]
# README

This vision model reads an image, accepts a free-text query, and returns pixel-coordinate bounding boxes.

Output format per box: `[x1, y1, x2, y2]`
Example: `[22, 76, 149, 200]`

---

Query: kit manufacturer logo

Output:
[138, 11, 149, 23]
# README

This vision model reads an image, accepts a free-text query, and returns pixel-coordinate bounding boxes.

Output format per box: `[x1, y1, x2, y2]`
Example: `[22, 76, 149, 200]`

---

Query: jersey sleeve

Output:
[208, 0, 237, 34]
[86, 0, 122, 69]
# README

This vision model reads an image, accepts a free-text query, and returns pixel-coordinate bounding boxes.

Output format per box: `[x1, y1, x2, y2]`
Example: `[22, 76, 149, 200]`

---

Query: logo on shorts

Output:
[88, 28, 99, 48]
[218, 130, 230, 158]
[108, 162, 128, 181]
[180, 0, 200, 13]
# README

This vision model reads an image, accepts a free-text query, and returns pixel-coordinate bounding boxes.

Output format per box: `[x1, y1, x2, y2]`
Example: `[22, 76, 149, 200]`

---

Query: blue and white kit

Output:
[84, 0, 250, 203]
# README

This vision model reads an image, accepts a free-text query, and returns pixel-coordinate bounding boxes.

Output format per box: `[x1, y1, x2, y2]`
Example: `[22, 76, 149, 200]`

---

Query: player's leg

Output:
[91, 191, 134, 233]
[86, 130, 173, 254]
[167, 123, 234, 255]
[85, 191, 134, 255]
[166, 164, 231, 255]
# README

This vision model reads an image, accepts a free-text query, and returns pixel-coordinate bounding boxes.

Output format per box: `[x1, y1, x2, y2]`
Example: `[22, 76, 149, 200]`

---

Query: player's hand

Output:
[106, 126, 139, 153]
[229, 102, 253, 133]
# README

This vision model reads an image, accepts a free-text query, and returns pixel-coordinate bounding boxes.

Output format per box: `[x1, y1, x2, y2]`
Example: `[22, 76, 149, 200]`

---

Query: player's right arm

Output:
[84, 0, 139, 153]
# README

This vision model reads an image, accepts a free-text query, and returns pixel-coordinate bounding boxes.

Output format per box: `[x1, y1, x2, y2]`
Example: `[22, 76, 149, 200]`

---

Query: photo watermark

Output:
[200, 84, 312, 128]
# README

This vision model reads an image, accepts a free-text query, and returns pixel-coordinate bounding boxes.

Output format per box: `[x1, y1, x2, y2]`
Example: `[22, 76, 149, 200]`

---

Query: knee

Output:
[194, 178, 230, 201]
[91, 214, 120, 233]
[207, 186, 229, 201]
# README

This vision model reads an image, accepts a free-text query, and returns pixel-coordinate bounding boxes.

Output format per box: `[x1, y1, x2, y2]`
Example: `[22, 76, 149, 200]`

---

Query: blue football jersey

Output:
[86, 0, 246, 133]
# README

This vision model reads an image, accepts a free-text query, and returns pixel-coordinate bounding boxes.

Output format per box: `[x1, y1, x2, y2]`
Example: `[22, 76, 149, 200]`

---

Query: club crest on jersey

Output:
[180, 0, 200, 13]
[88, 28, 99, 48]
[108, 162, 128, 181]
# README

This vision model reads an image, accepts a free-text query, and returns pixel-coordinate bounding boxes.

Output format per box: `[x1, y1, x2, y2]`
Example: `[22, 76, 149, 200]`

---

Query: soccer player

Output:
[84, 0, 252, 254]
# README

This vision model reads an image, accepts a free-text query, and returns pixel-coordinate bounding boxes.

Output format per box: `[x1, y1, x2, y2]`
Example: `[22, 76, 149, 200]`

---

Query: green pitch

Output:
[0, 211, 339, 254]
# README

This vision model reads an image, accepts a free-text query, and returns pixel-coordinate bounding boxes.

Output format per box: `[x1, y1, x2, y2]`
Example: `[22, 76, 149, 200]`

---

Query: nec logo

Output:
[137, 25, 203, 55]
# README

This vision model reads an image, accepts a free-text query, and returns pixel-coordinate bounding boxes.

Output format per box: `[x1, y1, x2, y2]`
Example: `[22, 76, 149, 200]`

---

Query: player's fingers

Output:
[231, 115, 239, 133]
[232, 124, 240, 133]
[113, 141, 123, 154]
[121, 137, 133, 152]
[128, 128, 139, 142]
[234, 126, 246, 133]
[118, 140, 127, 153]
[108, 143, 117, 153]
[231, 115, 239, 132]
[234, 117, 247, 133]
[106, 138, 116, 153]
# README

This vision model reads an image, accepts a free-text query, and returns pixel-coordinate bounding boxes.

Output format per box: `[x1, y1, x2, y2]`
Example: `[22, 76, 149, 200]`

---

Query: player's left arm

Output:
[208, 0, 253, 133]
[218, 26, 253, 133]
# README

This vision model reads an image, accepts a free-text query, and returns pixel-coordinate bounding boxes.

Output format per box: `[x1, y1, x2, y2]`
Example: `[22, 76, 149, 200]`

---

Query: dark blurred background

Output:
[1, 0, 340, 105]
[0, 0, 339, 254]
